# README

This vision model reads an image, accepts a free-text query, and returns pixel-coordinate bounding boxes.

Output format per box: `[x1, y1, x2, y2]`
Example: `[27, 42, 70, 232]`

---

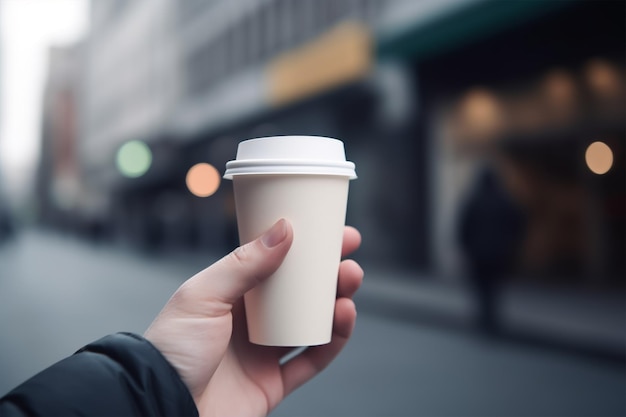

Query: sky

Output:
[0, 0, 88, 204]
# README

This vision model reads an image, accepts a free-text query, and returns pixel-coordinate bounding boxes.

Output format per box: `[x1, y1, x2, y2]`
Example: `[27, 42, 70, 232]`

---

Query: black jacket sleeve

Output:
[0, 332, 198, 417]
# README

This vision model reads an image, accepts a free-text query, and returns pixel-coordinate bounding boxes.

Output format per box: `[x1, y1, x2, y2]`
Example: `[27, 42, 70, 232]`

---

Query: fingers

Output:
[337, 259, 364, 298]
[279, 228, 362, 397]
[341, 226, 362, 258]
[177, 219, 293, 313]
[337, 226, 362, 297]
[280, 297, 357, 397]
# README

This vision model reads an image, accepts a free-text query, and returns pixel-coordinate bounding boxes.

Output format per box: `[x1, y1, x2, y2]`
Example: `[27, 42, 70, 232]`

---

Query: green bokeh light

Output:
[116, 140, 152, 178]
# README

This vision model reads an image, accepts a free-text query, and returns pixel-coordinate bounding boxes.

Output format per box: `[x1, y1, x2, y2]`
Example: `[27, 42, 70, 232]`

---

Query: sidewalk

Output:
[356, 266, 626, 363]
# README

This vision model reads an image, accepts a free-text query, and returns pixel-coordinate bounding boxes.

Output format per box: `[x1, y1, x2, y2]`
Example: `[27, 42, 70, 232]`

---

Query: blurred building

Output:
[37, 44, 84, 231]
[80, 0, 387, 250]
[59, 0, 623, 286]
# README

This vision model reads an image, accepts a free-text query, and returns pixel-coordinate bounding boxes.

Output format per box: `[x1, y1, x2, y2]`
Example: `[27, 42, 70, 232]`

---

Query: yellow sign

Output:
[268, 21, 371, 106]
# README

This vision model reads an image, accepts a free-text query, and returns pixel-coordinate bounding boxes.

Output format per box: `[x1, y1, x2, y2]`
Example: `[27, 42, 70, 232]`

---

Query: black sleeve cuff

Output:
[1, 332, 199, 417]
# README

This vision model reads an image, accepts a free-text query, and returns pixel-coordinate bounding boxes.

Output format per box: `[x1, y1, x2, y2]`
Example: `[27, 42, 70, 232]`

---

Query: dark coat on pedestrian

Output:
[458, 168, 525, 277]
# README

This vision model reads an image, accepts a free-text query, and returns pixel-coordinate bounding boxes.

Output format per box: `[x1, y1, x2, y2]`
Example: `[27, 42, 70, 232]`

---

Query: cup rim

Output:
[223, 159, 356, 179]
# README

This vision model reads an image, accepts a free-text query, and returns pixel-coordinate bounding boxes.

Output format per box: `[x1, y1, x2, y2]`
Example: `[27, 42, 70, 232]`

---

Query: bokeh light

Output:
[542, 69, 578, 125]
[543, 69, 576, 105]
[186, 163, 221, 197]
[458, 88, 503, 140]
[585, 141, 613, 175]
[584, 58, 622, 99]
[116, 140, 152, 178]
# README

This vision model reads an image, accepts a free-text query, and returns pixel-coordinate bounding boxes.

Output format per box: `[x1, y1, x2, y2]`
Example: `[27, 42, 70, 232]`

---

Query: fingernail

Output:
[261, 219, 288, 248]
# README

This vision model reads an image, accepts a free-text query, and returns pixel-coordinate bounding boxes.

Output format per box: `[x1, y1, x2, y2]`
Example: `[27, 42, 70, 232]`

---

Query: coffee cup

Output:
[224, 136, 357, 346]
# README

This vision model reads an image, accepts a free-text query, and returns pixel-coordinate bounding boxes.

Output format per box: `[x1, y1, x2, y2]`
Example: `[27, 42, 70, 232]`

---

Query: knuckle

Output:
[171, 281, 193, 304]
[229, 244, 250, 269]
[227, 242, 265, 285]
[163, 285, 192, 314]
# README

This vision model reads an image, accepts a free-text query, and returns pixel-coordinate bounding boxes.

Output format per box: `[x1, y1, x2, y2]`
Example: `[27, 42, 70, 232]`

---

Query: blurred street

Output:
[0, 1, 624, 415]
[0, 230, 623, 417]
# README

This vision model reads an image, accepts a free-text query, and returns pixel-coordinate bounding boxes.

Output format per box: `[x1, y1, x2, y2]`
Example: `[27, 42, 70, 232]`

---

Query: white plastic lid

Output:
[223, 136, 357, 179]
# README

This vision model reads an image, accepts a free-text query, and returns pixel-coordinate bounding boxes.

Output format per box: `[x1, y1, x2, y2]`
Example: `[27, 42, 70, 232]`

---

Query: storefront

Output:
[379, 0, 625, 284]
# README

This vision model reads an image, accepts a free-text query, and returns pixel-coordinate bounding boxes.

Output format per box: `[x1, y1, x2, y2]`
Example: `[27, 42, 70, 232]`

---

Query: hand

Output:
[144, 219, 363, 417]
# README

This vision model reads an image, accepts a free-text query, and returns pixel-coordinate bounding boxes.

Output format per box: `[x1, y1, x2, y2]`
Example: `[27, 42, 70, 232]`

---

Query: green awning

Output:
[376, 0, 575, 61]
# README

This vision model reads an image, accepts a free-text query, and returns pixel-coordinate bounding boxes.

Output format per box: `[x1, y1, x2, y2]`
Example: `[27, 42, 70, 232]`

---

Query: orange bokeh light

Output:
[186, 163, 221, 197]
[585, 59, 622, 98]
[585, 141, 613, 175]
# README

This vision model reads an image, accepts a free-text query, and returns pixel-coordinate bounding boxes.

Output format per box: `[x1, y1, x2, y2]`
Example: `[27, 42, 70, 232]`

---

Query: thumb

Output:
[183, 219, 293, 308]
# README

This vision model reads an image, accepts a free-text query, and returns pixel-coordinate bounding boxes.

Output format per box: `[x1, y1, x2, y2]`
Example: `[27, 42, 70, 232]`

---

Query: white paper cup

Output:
[224, 136, 357, 346]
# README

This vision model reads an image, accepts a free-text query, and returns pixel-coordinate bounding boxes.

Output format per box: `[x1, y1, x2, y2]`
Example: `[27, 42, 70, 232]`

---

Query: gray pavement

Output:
[358, 267, 626, 360]
[0, 230, 624, 416]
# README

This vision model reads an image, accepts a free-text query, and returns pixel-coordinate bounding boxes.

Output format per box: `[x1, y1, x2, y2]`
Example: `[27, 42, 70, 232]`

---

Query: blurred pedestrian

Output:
[458, 165, 525, 335]
[0, 220, 364, 417]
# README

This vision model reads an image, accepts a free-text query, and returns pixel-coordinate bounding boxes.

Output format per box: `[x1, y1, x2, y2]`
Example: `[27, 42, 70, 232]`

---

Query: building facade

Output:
[73, 0, 624, 285]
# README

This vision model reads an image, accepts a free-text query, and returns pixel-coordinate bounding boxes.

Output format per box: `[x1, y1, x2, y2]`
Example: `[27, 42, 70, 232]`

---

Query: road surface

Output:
[0, 230, 623, 416]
